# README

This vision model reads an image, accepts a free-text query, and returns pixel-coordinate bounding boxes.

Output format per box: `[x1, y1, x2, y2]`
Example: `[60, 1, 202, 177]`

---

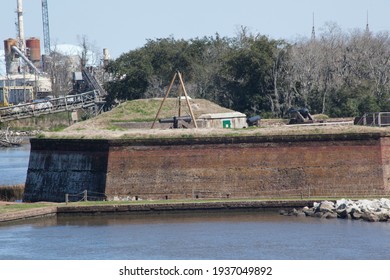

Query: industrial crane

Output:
[41, 0, 51, 54]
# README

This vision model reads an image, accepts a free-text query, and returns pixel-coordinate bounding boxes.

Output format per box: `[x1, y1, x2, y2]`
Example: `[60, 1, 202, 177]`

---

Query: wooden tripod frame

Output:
[151, 71, 198, 129]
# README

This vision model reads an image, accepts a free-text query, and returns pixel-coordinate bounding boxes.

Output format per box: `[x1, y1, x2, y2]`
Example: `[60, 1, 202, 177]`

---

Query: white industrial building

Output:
[198, 112, 247, 129]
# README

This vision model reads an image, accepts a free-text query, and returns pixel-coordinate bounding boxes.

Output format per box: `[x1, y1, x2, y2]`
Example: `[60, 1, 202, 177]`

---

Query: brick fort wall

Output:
[24, 133, 390, 202]
[105, 134, 388, 200]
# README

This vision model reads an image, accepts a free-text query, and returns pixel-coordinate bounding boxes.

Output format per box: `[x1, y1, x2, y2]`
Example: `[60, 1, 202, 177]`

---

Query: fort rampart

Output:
[23, 133, 390, 202]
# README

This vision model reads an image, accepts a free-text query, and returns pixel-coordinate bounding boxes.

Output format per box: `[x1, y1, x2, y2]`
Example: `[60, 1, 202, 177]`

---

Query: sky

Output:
[0, 0, 389, 60]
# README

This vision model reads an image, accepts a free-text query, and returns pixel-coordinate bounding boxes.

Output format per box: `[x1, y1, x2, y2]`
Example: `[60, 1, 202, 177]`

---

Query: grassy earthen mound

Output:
[42, 98, 389, 139]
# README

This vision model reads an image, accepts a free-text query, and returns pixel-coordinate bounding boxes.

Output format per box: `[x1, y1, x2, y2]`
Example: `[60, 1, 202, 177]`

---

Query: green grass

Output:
[48, 124, 67, 132]
[107, 99, 168, 122]
[180, 134, 194, 138]
[68, 98, 235, 129]
[0, 203, 57, 214]
[106, 124, 126, 131]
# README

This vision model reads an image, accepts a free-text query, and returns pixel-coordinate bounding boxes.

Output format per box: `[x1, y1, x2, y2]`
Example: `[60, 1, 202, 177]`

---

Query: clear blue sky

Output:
[0, 0, 388, 59]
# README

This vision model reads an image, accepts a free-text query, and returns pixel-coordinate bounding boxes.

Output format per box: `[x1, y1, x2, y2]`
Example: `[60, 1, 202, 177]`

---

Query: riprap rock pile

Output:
[280, 198, 390, 222]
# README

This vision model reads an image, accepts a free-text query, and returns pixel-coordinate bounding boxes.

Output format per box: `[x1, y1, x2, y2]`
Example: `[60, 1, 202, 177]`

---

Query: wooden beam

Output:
[178, 83, 183, 117]
[151, 72, 177, 129]
[178, 72, 198, 128]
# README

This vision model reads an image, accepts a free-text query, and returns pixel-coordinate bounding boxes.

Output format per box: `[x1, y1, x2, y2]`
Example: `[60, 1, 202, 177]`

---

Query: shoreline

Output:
[0, 200, 316, 224]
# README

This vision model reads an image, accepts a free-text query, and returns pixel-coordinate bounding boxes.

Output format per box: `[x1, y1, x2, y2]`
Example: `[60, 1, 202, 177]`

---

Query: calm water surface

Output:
[1, 211, 390, 260]
[0, 143, 30, 185]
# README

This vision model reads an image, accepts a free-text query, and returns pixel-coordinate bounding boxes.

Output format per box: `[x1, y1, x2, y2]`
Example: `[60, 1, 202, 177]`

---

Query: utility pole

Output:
[42, 0, 51, 54]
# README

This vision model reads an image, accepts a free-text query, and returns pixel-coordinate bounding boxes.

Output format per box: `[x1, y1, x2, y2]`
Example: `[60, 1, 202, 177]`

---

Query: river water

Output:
[1, 146, 390, 260]
[1, 211, 390, 260]
[0, 143, 30, 186]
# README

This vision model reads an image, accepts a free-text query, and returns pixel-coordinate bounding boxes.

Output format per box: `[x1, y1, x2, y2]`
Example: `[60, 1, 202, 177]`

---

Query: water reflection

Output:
[1, 211, 390, 260]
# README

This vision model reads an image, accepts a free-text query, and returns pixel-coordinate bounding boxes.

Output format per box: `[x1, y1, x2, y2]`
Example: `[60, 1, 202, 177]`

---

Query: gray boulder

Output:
[361, 212, 380, 222]
[295, 198, 390, 222]
[321, 212, 338, 219]
[294, 211, 306, 218]
[336, 199, 354, 209]
[336, 208, 349, 219]
[376, 210, 390, 222]
[379, 198, 390, 210]
[313, 211, 324, 218]
[357, 199, 381, 213]
[317, 201, 336, 213]
[350, 208, 362, 220]
[279, 209, 287, 216]
[302, 207, 315, 217]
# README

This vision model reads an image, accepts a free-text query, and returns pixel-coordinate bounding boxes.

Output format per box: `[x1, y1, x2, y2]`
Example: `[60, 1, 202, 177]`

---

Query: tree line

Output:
[104, 24, 390, 118]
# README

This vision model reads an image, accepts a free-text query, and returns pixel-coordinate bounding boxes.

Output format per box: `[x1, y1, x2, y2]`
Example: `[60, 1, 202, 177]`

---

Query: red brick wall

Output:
[105, 134, 388, 200]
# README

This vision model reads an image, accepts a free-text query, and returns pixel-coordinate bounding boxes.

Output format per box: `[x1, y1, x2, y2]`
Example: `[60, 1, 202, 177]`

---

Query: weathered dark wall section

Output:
[24, 139, 109, 202]
[24, 133, 390, 202]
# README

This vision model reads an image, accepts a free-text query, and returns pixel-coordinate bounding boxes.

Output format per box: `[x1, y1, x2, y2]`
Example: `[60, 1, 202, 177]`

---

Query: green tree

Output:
[104, 49, 152, 105]
[220, 32, 280, 115]
[103, 25, 390, 118]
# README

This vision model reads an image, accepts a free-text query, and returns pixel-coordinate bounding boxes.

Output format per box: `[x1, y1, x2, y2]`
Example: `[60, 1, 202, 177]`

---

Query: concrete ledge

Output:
[57, 200, 316, 215]
[0, 200, 317, 223]
[0, 206, 57, 223]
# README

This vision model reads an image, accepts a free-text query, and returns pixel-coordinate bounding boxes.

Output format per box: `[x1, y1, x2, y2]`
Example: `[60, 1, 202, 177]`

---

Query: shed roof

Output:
[198, 112, 246, 119]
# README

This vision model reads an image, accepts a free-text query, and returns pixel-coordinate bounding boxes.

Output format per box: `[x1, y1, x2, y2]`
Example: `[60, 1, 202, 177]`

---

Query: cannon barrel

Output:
[246, 115, 261, 126]
[159, 118, 175, 124]
[287, 107, 313, 124]
[159, 115, 192, 124]
[298, 108, 310, 118]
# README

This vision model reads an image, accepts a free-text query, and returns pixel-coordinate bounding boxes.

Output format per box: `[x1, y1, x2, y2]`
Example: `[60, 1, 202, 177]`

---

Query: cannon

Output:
[287, 108, 314, 124]
[246, 115, 261, 127]
[159, 115, 192, 128]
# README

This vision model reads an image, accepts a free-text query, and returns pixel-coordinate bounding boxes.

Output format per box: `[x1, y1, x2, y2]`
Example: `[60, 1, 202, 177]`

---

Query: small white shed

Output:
[198, 112, 247, 129]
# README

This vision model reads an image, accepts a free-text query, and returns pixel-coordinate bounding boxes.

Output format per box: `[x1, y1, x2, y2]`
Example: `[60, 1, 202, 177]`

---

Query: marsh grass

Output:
[0, 185, 24, 202]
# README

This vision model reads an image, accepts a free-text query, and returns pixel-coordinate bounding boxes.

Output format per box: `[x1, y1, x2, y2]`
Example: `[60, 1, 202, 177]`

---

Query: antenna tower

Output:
[42, 0, 51, 54]
[311, 13, 316, 41]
